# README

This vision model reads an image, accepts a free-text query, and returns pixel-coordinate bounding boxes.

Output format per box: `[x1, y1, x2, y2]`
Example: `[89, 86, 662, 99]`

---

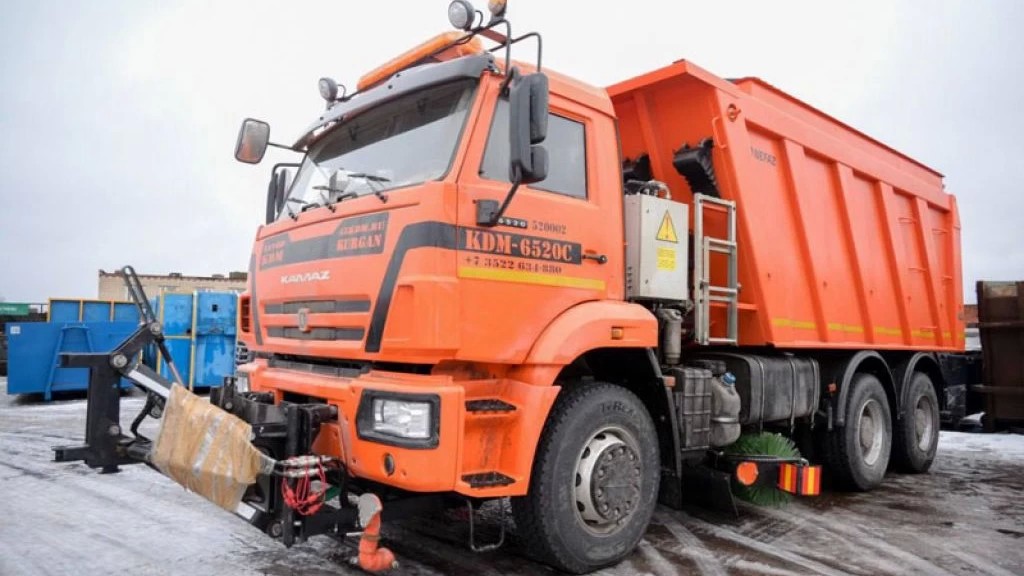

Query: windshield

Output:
[281, 79, 477, 218]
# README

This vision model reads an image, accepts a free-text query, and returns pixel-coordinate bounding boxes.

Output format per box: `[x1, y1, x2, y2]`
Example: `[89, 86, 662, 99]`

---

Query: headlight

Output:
[357, 392, 439, 448]
[373, 399, 430, 438]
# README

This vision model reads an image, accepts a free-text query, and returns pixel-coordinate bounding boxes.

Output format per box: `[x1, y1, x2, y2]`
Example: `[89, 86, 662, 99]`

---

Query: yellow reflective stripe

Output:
[458, 266, 606, 290]
[772, 318, 817, 330]
[826, 322, 865, 334]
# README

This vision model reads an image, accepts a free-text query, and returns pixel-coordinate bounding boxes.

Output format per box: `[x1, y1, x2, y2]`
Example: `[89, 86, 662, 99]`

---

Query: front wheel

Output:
[512, 382, 660, 574]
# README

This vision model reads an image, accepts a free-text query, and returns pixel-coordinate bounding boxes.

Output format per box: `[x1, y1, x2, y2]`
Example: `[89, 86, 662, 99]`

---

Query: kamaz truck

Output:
[59, 2, 965, 573]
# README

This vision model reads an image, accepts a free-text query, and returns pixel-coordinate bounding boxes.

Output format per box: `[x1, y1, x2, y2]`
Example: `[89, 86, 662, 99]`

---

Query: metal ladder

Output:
[692, 194, 738, 345]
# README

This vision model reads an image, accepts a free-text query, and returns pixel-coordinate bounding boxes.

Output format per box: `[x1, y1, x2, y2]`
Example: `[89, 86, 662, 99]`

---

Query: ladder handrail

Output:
[692, 194, 739, 345]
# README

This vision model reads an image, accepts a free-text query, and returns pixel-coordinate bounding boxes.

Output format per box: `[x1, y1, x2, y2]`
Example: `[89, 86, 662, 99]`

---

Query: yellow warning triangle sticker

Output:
[656, 211, 678, 243]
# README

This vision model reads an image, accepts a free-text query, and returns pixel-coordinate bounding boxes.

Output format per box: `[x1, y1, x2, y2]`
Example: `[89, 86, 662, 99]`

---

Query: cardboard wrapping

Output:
[151, 384, 275, 511]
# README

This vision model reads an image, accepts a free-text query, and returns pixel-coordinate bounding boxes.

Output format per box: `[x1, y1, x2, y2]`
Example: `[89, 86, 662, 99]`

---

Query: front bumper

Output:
[229, 360, 558, 498]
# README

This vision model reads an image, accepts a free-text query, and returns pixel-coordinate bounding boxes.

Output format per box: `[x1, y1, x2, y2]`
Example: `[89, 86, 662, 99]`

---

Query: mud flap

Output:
[680, 465, 738, 517]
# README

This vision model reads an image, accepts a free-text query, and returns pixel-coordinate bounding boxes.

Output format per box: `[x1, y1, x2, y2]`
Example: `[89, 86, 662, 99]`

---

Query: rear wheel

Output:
[892, 372, 939, 473]
[512, 382, 659, 574]
[823, 373, 892, 491]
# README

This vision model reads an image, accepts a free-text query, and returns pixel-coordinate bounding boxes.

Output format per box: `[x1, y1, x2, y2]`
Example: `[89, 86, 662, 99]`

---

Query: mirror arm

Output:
[478, 177, 522, 227]
[267, 141, 300, 152]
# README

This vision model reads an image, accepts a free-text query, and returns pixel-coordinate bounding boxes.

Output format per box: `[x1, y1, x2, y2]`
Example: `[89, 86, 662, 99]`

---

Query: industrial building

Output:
[97, 269, 246, 300]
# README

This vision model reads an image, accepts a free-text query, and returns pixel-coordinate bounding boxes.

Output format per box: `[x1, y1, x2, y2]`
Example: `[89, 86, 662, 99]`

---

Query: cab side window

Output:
[480, 100, 587, 199]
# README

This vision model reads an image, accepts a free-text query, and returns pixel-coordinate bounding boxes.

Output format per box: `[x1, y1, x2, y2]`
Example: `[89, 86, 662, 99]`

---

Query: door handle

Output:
[582, 253, 608, 264]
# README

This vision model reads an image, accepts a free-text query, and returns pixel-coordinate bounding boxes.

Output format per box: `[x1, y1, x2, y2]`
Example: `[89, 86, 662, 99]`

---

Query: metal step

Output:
[465, 399, 517, 413]
[462, 471, 515, 488]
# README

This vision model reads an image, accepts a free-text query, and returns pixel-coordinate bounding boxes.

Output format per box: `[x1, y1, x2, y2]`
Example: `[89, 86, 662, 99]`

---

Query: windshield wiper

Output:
[347, 173, 391, 203]
[285, 197, 325, 219]
[312, 185, 357, 212]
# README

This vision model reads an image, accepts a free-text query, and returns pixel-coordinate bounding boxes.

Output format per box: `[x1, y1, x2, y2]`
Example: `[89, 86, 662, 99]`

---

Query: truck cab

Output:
[243, 51, 639, 367]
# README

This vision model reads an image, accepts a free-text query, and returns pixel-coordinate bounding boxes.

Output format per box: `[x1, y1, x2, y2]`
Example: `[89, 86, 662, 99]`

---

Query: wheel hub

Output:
[857, 398, 884, 466]
[915, 396, 935, 451]
[574, 428, 641, 534]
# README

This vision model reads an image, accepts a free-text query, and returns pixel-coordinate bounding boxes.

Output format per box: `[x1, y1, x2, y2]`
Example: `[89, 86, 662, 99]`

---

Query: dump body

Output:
[609, 61, 963, 352]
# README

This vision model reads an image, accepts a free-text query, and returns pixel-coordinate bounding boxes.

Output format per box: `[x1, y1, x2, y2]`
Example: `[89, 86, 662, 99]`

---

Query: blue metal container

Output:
[193, 292, 237, 388]
[49, 299, 83, 323]
[112, 302, 140, 323]
[5, 321, 136, 399]
[48, 298, 140, 324]
[154, 291, 238, 389]
[5, 298, 143, 399]
[82, 301, 112, 323]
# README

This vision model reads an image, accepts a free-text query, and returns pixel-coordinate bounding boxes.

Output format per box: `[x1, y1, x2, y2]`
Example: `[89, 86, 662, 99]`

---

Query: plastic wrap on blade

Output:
[151, 384, 275, 511]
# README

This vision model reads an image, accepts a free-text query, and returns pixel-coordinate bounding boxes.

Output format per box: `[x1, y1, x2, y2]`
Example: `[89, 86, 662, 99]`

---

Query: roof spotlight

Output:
[318, 77, 339, 102]
[447, 0, 475, 31]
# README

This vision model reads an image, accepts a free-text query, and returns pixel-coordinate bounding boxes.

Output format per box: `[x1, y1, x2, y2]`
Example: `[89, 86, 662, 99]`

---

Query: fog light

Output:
[447, 0, 475, 31]
[372, 398, 432, 439]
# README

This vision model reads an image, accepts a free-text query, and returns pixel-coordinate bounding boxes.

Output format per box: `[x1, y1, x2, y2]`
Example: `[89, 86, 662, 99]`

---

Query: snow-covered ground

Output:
[1, 379, 1022, 576]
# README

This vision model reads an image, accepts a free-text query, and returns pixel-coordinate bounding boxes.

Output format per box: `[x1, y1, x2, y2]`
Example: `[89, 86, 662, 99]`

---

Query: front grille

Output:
[269, 356, 370, 378]
[267, 326, 365, 341]
[264, 299, 370, 315]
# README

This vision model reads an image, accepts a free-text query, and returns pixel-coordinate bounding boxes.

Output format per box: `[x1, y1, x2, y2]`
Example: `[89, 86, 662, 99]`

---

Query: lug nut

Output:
[269, 521, 283, 538]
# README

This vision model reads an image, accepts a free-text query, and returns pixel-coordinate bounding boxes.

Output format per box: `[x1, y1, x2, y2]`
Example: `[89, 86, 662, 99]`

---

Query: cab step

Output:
[462, 471, 515, 488]
[465, 399, 517, 413]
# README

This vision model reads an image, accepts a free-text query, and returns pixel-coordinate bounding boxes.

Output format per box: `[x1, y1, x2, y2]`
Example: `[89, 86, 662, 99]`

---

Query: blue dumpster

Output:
[154, 291, 238, 390]
[5, 298, 142, 399]
[5, 321, 137, 399]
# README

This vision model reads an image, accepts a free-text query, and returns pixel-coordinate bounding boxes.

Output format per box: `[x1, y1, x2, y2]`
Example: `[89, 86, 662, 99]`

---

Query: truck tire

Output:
[512, 382, 659, 574]
[891, 372, 939, 473]
[823, 373, 892, 491]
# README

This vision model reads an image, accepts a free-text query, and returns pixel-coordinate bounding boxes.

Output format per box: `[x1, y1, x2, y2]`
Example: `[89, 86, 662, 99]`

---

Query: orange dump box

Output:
[609, 61, 963, 352]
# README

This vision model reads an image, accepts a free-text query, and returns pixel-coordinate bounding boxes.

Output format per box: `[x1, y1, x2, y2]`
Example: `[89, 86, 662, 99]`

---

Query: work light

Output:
[447, 0, 475, 31]
[318, 77, 339, 102]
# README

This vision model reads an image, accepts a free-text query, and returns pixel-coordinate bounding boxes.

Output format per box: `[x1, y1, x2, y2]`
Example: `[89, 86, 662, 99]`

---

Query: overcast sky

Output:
[1, 1, 1021, 303]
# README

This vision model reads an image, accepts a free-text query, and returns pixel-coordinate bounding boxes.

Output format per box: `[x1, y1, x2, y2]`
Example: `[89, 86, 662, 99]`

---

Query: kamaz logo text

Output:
[280, 271, 331, 284]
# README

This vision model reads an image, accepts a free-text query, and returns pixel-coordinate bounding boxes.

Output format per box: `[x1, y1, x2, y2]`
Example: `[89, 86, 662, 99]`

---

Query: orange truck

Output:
[59, 2, 967, 573]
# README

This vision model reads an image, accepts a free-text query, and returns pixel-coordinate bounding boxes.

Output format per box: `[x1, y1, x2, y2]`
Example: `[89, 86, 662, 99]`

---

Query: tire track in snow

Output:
[757, 503, 959, 576]
[683, 514, 854, 576]
[652, 510, 729, 576]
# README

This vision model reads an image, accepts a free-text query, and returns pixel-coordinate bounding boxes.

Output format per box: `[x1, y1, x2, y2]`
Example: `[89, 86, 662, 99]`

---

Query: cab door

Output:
[453, 77, 623, 363]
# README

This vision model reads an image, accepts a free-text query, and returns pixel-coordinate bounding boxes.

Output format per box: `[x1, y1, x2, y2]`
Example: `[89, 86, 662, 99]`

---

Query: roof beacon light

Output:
[487, 0, 507, 19]
[447, 0, 475, 31]
[356, 32, 484, 91]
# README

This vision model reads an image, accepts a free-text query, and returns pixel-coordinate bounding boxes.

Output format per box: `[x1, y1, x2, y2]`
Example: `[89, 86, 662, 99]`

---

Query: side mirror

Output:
[265, 166, 294, 224]
[235, 118, 271, 164]
[508, 72, 549, 184]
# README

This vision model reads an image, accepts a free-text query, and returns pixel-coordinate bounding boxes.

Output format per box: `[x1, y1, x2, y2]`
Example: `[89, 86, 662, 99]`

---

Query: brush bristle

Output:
[724, 432, 801, 507]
